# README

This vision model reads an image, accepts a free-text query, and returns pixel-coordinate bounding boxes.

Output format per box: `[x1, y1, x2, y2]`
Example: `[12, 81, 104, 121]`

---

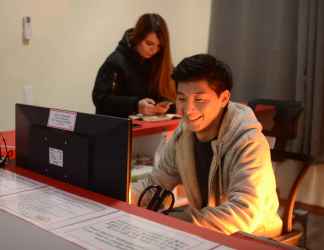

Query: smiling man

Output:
[132, 54, 282, 237]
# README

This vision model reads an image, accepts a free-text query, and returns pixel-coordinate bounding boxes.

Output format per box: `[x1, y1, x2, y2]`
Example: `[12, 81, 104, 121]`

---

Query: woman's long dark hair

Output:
[130, 13, 176, 101]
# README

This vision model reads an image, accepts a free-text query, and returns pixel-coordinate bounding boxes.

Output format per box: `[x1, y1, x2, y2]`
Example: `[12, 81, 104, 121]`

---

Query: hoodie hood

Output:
[175, 102, 262, 149]
[116, 29, 144, 64]
[216, 102, 263, 154]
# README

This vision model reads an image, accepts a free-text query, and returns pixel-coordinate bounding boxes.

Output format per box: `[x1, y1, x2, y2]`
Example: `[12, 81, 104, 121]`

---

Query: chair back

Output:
[248, 99, 312, 246]
[249, 99, 303, 151]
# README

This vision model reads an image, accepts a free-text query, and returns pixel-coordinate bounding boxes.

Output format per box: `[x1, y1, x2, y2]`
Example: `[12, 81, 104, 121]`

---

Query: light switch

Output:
[23, 16, 32, 41]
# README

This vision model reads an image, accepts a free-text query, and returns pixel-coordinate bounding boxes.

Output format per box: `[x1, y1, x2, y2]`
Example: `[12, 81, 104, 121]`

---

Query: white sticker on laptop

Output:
[49, 147, 63, 167]
[47, 109, 77, 131]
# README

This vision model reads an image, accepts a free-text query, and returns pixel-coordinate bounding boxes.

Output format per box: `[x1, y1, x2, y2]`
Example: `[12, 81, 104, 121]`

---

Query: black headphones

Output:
[0, 135, 8, 167]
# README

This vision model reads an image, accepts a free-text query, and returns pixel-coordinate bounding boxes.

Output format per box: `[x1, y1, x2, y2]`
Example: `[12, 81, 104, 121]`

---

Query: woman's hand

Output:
[155, 101, 172, 115]
[138, 98, 157, 115]
[138, 98, 172, 115]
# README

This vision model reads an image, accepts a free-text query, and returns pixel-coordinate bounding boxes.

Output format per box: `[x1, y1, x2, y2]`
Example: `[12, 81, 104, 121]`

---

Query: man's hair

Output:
[172, 54, 233, 95]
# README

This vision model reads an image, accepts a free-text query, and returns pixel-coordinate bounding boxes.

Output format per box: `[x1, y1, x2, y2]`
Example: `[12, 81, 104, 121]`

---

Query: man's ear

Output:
[220, 90, 231, 108]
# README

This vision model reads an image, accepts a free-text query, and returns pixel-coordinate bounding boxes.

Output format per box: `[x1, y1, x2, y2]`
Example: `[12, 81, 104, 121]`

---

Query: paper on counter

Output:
[215, 246, 236, 249]
[53, 211, 219, 250]
[0, 186, 117, 230]
[0, 169, 45, 196]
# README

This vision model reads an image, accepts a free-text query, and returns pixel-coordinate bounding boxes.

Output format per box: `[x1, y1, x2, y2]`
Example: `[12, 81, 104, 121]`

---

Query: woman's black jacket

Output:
[92, 30, 164, 118]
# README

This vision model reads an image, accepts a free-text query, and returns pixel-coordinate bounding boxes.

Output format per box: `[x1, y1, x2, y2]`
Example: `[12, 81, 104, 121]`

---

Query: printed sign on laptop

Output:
[47, 109, 77, 131]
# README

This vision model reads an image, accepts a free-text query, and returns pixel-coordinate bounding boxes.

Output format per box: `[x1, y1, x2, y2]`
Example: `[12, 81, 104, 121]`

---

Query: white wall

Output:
[0, 0, 211, 130]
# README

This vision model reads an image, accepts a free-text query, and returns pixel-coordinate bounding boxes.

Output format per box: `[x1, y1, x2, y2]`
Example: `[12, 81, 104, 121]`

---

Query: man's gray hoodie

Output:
[132, 102, 282, 237]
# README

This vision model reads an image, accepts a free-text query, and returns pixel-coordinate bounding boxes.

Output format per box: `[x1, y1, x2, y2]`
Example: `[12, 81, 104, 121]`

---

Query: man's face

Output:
[136, 32, 160, 59]
[176, 80, 230, 133]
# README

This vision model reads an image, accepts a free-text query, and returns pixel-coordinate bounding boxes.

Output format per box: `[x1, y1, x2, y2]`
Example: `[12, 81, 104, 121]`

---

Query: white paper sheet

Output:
[0, 186, 117, 230]
[0, 169, 45, 196]
[54, 211, 219, 250]
[215, 246, 236, 249]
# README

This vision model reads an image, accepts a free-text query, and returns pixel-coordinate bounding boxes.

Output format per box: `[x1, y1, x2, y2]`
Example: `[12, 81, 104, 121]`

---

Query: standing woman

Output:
[92, 13, 175, 117]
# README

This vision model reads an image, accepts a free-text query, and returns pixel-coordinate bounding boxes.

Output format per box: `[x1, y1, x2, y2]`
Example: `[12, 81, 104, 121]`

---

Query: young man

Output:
[131, 54, 282, 237]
